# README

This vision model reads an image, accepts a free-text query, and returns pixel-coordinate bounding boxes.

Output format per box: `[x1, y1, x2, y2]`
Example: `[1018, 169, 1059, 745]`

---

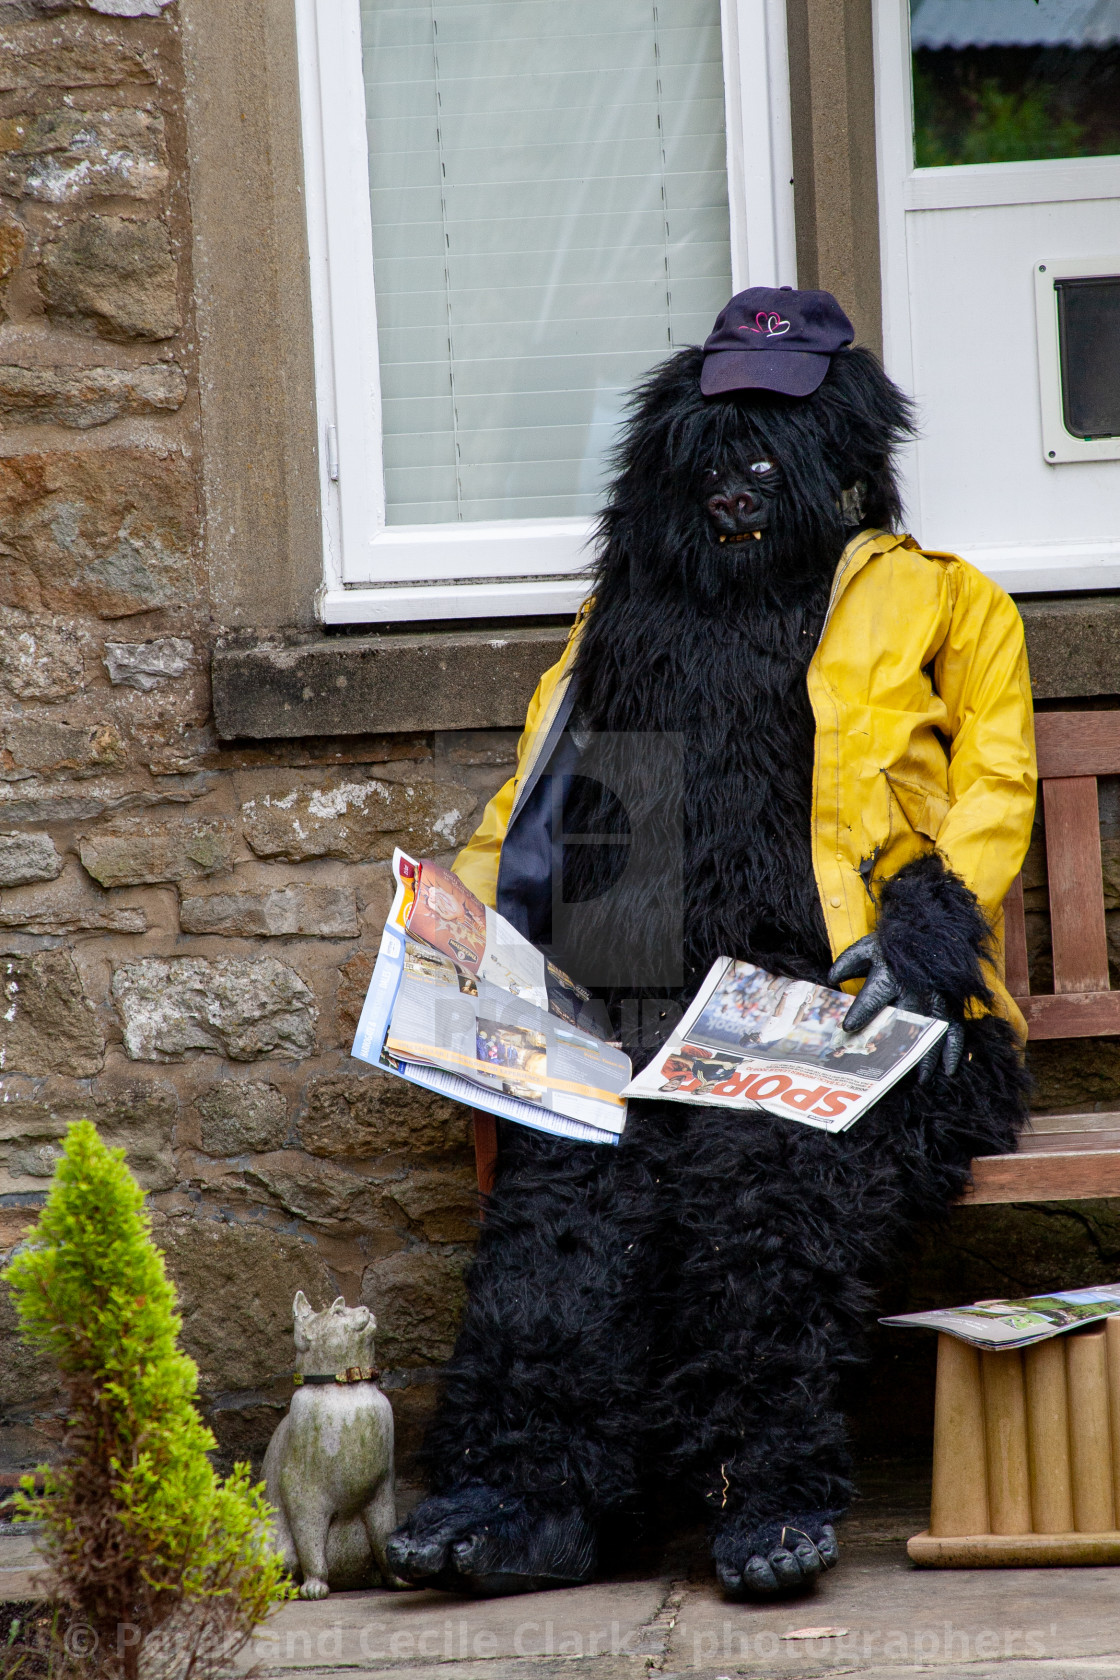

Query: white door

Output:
[875, 0, 1120, 592]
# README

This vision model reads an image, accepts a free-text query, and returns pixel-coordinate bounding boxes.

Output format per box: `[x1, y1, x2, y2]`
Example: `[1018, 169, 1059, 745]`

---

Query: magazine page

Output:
[405, 857, 545, 1008]
[348, 851, 417, 1068]
[403, 856, 598, 1028]
[349, 851, 627, 1146]
[881, 1285, 1120, 1350]
[623, 958, 947, 1132]
[384, 936, 629, 1136]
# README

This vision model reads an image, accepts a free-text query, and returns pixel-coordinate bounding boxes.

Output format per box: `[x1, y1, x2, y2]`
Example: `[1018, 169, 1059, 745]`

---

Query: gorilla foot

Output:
[385, 1487, 597, 1596]
[713, 1510, 839, 1601]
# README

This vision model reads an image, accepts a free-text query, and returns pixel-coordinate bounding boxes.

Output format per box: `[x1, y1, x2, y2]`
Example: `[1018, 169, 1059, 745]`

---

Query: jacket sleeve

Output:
[450, 772, 517, 908]
[451, 683, 546, 908]
[452, 622, 582, 907]
[930, 562, 1037, 926]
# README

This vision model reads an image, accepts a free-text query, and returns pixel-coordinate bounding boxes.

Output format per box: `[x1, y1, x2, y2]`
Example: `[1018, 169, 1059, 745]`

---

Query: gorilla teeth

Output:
[718, 533, 763, 544]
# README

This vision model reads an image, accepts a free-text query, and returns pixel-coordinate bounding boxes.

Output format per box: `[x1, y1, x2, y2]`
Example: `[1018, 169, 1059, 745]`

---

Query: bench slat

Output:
[1003, 872, 1030, 997]
[963, 1149, 1120, 1205]
[1035, 711, 1120, 780]
[1027, 1110, 1120, 1134]
[1013, 990, 1120, 1038]
[1042, 777, 1110, 993]
[1017, 1130, 1120, 1154]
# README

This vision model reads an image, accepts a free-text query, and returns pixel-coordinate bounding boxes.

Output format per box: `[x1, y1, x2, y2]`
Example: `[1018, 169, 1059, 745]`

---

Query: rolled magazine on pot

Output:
[881, 1285, 1120, 1350]
[622, 958, 947, 1133]
[350, 850, 630, 1146]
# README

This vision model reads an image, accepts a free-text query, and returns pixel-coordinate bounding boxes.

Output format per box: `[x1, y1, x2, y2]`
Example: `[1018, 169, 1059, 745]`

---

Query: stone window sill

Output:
[212, 625, 571, 740]
[211, 598, 1120, 740]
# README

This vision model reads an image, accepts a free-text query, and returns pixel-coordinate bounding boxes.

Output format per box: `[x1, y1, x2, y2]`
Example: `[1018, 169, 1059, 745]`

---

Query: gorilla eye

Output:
[703, 467, 719, 481]
[750, 460, 775, 475]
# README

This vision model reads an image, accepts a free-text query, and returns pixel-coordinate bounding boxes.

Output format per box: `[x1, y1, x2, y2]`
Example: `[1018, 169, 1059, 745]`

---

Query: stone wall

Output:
[0, 0, 503, 1477]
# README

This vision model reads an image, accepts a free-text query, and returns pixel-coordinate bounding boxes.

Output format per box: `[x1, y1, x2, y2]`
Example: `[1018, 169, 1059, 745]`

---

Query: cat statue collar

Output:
[293, 1366, 380, 1386]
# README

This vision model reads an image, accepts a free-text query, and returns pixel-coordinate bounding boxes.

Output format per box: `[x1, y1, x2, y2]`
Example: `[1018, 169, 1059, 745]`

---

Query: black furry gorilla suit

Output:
[388, 330, 1037, 1600]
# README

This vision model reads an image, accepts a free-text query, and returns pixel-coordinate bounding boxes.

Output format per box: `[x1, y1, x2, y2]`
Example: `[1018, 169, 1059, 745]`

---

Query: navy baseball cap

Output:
[700, 286, 854, 398]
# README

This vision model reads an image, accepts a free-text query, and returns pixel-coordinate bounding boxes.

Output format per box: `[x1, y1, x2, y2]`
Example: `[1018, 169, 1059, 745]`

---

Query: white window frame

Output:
[295, 0, 797, 625]
[874, 0, 1120, 592]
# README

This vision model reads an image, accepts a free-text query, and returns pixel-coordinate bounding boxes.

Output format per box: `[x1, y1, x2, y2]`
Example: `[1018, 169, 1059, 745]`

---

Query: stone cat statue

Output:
[264, 1292, 404, 1598]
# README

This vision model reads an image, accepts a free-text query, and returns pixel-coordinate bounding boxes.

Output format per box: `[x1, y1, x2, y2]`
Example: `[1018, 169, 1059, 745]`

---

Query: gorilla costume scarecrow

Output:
[387, 287, 1037, 1601]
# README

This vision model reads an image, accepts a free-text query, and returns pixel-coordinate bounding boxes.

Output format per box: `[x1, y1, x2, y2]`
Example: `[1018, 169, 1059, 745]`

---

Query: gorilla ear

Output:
[839, 481, 866, 527]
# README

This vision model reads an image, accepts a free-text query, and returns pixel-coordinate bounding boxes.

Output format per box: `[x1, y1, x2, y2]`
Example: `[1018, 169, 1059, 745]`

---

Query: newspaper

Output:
[350, 851, 630, 1147]
[881, 1285, 1120, 1350]
[622, 958, 947, 1132]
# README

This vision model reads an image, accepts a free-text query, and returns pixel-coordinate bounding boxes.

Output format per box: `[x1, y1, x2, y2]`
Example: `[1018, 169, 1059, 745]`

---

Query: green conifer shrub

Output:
[6, 1122, 288, 1680]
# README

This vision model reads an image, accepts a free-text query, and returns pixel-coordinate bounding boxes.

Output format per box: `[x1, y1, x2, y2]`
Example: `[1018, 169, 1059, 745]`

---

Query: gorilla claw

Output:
[386, 1487, 596, 1597]
[714, 1514, 839, 1601]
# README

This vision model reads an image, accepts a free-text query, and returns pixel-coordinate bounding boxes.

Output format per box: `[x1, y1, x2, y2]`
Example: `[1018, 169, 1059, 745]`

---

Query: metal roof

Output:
[911, 0, 1120, 49]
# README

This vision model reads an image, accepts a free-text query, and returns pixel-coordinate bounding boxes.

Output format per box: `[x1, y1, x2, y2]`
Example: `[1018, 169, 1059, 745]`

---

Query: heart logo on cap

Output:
[741, 311, 791, 338]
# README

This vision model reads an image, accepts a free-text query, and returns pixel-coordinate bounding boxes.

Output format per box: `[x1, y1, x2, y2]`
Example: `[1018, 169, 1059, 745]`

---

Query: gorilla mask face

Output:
[703, 451, 782, 547]
[593, 345, 915, 611]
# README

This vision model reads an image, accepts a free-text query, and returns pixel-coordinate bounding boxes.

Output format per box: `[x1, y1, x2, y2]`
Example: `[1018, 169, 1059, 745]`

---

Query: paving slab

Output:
[249, 1542, 1120, 1679]
[0, 1569, 42, 1599]
[251, 1578, 672, 1673]
[0, 1525, 45, 1602]
[669, 1544, 1120, 1673]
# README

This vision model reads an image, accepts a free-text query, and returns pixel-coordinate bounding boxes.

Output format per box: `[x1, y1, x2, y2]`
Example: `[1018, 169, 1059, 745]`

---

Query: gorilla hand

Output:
[828, 933, 962, 1080]
[826, 853, 994, 1083]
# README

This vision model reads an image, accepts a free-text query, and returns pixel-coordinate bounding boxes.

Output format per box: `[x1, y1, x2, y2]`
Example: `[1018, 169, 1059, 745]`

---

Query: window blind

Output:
[360, 0, 732, 525]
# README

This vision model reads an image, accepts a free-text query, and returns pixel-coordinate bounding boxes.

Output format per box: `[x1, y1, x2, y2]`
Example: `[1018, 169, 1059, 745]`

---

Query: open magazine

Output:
[349, 850, 631, 1147]
[881, 1285, 1120, 1350]
[622, 958, 947, 1133]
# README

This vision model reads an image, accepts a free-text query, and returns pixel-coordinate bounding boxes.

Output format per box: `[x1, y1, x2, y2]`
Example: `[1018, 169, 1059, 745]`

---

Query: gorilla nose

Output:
[707, 489, 761, 531]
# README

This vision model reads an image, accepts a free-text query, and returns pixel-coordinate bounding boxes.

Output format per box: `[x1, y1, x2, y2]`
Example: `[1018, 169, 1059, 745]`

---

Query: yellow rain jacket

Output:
[454, 529, 1037, 1036]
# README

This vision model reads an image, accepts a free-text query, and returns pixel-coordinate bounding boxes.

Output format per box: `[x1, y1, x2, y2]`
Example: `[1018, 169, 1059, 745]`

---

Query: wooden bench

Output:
[968, 708, 1120, 1204]
[473, 710, 1120, 1202]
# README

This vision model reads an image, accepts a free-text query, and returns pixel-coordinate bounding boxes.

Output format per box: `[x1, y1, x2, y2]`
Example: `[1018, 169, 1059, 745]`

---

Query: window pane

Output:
[361, 0, 732, 524]
[910, 0, 1120, 167]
